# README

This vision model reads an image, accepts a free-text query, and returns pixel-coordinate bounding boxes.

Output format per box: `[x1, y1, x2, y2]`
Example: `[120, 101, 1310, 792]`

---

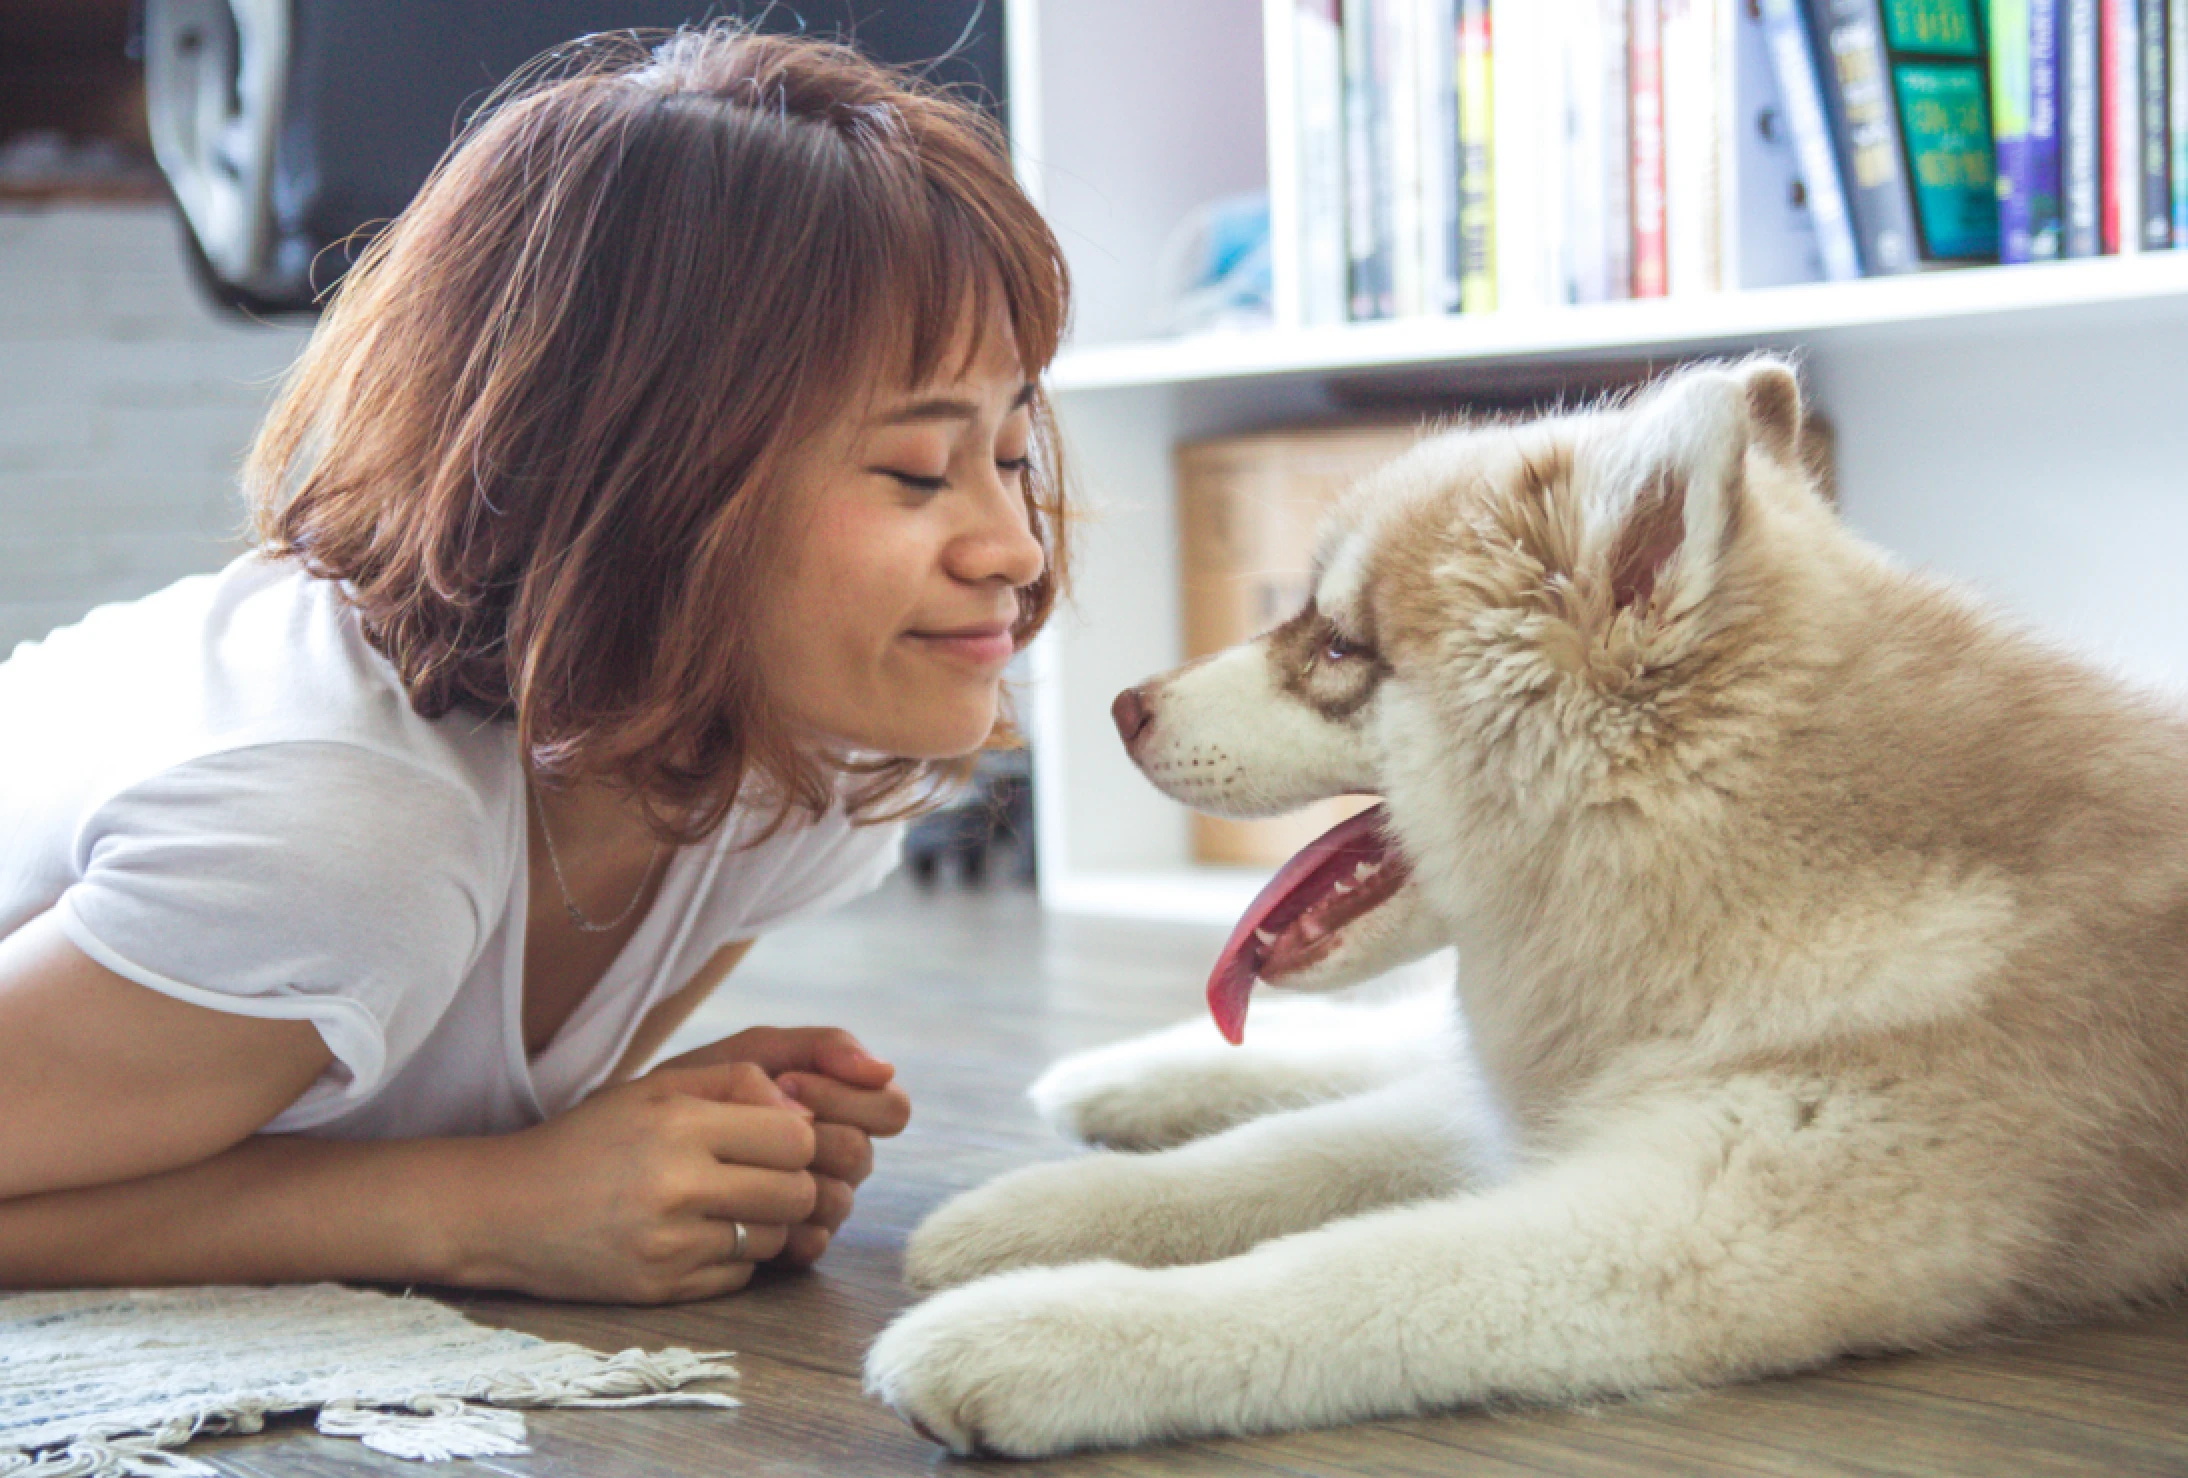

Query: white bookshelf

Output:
[1010, 0, 2188, 924]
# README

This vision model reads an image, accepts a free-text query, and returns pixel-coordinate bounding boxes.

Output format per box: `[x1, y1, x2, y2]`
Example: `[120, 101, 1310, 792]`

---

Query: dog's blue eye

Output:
[1325, 635, 1357, 662]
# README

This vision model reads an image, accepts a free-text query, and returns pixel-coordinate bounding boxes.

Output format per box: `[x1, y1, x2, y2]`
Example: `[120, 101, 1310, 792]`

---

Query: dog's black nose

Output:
[1111, 686, 1153, 748]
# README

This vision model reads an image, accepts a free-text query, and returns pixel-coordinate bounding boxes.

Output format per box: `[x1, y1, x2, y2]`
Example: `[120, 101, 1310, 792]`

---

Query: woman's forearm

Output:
[0, 1133, 486, 1290]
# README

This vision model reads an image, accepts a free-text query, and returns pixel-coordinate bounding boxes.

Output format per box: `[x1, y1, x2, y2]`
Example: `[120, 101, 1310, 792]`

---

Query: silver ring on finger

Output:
[730, 1220, 749, 1262]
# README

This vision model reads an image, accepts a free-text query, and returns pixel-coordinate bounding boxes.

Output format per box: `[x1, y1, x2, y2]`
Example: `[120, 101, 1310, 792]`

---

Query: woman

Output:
[0, 23, 1068, 1304]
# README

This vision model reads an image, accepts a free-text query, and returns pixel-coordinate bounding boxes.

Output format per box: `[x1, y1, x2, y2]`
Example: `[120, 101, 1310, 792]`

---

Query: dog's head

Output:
[1116, 358, 1834, 1041]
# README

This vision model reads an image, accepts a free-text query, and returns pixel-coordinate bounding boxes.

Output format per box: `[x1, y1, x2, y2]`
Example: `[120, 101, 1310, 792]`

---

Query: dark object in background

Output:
[905, 749, 1034, 890]
[141, 0, 1009, 316]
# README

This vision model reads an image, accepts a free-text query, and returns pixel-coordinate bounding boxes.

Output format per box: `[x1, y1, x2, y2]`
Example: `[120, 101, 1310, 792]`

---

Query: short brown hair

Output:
[247, 23, 1070, 842]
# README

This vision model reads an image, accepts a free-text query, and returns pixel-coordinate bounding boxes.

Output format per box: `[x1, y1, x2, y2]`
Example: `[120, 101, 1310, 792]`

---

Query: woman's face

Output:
[759, 324, 1045, 760]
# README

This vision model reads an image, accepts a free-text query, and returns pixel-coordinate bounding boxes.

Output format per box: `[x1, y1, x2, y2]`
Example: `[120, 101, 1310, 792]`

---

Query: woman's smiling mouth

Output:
[905, 623, 1016, 668]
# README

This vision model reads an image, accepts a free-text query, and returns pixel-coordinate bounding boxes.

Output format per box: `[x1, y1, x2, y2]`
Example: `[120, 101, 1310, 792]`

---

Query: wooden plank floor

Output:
[200, 876, 2188, 1477]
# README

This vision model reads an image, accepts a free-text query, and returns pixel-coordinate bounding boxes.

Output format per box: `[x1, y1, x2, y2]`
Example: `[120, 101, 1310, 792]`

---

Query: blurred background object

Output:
[1150, 191, 1275, 335]
[139, 0, 1009, 315]
[0, 1, 160, 203]
[904, 745, 1035, 889]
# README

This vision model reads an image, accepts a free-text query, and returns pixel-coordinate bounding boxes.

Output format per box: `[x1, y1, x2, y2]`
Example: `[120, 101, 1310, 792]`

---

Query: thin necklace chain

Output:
[528, 783, 664, 934]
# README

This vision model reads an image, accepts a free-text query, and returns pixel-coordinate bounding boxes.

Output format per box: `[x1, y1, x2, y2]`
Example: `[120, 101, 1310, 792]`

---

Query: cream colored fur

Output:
[864, 359, 2188, 1456]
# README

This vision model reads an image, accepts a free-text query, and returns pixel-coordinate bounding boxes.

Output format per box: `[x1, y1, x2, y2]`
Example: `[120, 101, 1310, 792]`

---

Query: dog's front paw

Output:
[904, 1155, 1154, 1291]
[865, 1264, 1173, 1457]
[1029, 1027, 1260, 1151]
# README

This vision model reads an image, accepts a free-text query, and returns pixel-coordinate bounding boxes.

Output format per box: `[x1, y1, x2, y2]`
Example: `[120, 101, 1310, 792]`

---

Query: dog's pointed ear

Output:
[1591, 359, 1794, 614]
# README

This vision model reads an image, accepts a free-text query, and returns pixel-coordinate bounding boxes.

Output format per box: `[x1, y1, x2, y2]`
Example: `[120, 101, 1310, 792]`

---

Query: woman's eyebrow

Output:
[877, 382, 1037, 425]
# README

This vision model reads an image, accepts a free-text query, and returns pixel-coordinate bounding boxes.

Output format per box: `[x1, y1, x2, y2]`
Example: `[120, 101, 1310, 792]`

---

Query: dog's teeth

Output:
[1297, 916, 1329, 943]
[1332, 879, 1355, 895]
[1254, 928, 1278, 947]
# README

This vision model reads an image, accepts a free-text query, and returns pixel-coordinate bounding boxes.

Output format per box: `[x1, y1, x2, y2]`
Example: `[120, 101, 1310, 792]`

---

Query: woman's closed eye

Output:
[874, 457, 1031, 494]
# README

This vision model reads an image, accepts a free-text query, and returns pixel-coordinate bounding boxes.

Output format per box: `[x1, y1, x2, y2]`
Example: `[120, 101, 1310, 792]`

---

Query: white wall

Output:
[1807, 306, 2188, 696]
[0, 204, 311, 655]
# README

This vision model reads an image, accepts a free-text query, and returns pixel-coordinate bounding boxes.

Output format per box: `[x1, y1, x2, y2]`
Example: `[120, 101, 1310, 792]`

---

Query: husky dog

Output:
[863, 359, 2188, 1456]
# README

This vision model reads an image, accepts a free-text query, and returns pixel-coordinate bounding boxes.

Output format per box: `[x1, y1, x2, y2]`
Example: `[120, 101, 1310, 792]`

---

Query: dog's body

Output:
[864, 361, 2188, 1456]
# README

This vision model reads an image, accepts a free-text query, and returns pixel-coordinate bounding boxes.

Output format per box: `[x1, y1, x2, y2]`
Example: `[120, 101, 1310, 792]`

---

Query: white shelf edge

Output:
[1048, 254, 2188, 391]
[1040, 867, 1271, 926]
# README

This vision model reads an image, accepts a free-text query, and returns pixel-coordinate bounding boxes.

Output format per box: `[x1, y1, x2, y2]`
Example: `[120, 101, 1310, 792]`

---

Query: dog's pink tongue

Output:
[1206, 805, 1393, 1044]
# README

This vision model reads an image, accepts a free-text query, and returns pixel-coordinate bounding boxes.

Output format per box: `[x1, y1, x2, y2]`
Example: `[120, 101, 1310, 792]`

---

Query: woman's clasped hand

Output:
[447, 1029, 910, 1304]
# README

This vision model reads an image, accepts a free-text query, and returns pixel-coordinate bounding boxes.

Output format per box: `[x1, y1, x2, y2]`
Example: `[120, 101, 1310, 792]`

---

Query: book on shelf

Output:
[1288, 0, 1349, 325]
[1343, 0, 1394, 318]
[1456, 0, 1497, 310]
[2101, 0, 2139, 252]
[2174, 0, 2188, 240]
[1726, 0, 1840, 286]
[2063, 0, 2104, 252]
[1994, 0, 2039, 258]
[1492, 0, 1550, 308]
[1633, 0, 1674, 294]
[2014, 0, 2069, 260]
[1421, 0, 1465, 313]
[2140, 0, 2173, 248]
[1803, 0, 2000, 270]
[1762, 0, 1868, 276]
[1261, 0, 2180, 330]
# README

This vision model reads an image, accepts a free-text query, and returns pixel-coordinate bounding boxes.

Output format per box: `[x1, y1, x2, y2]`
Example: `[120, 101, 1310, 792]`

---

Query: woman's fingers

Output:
[669, 1260, 757, 1302]
[688, 1161, 819, 1224]
[808, 1122, 875, 1186]
[687, 1101, 816, 1171]
[777, 1073, 911, 1137]
[776, 1223, 831, 1268]
[702, 1026, 897, 1088]
[806, 1173, 855, 1233]
[693, 1215, 792, 1266]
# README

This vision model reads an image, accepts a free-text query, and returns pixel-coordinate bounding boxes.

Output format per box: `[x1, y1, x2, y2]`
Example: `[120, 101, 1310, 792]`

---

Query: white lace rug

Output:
[0, 1284, 739, 1476]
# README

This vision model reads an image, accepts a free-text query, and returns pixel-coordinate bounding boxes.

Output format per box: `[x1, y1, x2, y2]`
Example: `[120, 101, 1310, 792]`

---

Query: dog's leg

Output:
[905, 1060, 1500, 1291]
[1030, 967, 1457, 1152]
[869, 1083, 2016, 1457]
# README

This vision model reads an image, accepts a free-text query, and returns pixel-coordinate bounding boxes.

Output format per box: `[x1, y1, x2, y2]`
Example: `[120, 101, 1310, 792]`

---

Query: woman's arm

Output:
[0, 914, 819, 1300]
[0, 1063, 820, 1300]
[0, 911, 332, 1201]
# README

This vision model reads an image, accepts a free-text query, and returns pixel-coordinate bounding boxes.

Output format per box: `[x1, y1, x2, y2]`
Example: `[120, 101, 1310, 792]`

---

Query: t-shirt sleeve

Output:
[53, 743, 495, 1123]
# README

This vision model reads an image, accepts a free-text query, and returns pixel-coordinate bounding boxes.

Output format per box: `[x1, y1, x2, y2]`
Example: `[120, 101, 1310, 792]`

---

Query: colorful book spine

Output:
[1883, 0, 2000, 261]
[2136, 0, 2170, 247]
[1632, 0, 1672, 294]
[1761, 0, 1865, 275]
[1991, 0, 2036, 260]
[2062, 0, 2102, 252]
[2173, 0, 2188, 242]
[1455, 0, 1497, 310]
[2026, 0, 2067, 257]
[1804, 0, 1925, 270]
[2100, 0, 2139, 253]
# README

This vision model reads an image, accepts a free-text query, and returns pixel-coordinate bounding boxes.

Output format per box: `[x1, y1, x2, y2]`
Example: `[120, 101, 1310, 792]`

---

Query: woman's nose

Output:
[954, 480, 1047, 589]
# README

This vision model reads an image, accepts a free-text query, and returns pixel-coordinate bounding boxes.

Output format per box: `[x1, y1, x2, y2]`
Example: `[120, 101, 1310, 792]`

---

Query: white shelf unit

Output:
[1009, 0, 2188, 924]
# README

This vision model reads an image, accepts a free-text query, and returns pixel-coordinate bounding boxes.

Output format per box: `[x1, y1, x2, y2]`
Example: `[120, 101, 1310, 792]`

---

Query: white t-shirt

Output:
[0, 553, 901, 1140]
